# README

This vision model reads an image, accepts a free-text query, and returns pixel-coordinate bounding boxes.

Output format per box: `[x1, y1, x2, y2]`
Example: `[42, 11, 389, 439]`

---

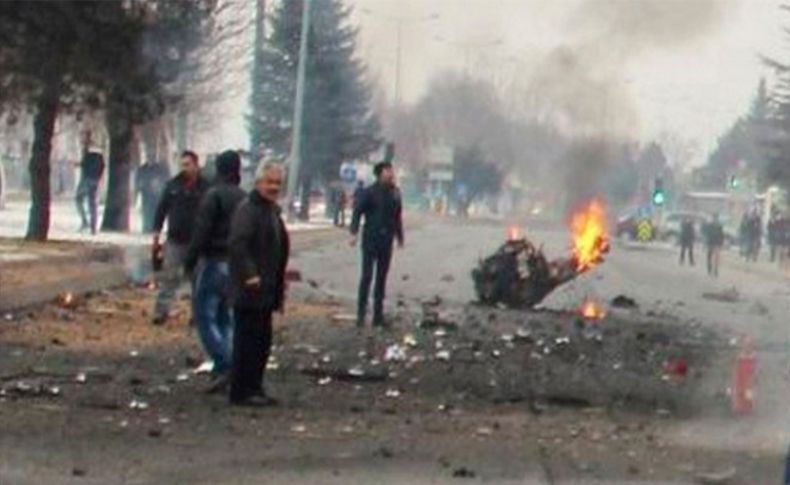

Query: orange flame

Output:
[571, 199, 609, 272]
[580, 299, 606, 320]
[506, 225, 521, 241]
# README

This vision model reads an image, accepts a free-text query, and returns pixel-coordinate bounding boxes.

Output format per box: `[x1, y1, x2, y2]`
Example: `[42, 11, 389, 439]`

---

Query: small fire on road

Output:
[571, 199, 610, 273]
[580, 298, 606, 320]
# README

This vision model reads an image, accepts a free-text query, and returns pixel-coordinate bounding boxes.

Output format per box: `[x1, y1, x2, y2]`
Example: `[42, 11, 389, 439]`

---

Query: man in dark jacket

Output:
[151, 150, 209, 326]
[75, 151, 105, 234]
[704, 213, 725, 277]
[679, 217, 695, 266]
[184, 150, 246, 392]
[135, 159, 171, 233]
[350, 161, 404, 327]
[228, 162, 289, 406]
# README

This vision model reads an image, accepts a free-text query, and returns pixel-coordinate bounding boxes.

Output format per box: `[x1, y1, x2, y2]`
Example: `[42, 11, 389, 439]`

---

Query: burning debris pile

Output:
[472, 200, 610, 309]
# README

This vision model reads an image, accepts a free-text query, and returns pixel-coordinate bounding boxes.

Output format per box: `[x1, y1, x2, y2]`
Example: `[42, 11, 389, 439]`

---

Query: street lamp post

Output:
[286, 0, 311, 220]
[360, 8, 439, 106]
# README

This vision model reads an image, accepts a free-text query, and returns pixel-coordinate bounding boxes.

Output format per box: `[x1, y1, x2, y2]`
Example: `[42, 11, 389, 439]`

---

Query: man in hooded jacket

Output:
[185, 150, 246, 392]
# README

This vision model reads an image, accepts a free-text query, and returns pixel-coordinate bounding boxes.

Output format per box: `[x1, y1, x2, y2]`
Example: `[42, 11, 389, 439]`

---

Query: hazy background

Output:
[350, 0, 781, 165]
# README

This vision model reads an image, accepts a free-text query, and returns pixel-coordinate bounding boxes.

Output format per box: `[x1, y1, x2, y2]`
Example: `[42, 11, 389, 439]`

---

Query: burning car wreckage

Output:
[472, 200, 611, 309]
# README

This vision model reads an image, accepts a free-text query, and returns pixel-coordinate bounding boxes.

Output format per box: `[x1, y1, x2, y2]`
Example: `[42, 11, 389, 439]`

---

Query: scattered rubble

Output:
[695, 466, 737, 484]
[611, 295, 638, 309]
[702, 287, 740, 303]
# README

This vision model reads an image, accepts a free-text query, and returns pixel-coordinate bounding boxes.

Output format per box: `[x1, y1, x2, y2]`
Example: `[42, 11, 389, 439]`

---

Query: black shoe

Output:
[231, 394, 279, 407]
[152, 315, 167, 326]
[205, 374, 229, 395]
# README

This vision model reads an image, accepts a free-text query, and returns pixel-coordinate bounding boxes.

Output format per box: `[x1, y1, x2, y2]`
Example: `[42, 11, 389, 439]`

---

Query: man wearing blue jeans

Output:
[185, 151, 246, 393]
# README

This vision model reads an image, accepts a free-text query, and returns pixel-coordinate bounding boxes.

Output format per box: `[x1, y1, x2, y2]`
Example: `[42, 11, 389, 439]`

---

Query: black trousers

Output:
[230, 305, 272, 403]
[679, 244, 694, 265]
[357, 242, 394, 323]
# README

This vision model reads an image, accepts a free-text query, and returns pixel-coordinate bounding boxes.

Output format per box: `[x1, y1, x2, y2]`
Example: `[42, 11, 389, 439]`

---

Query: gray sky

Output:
[352, 0, 783, 165]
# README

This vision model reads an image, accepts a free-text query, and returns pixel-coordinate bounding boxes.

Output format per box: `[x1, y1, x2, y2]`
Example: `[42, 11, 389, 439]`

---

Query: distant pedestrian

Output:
[748, 211, 763, 262]
[151, 150, 209, 326]
[75, 151, 105, 234]
[184, 151, 246, 393]
[350, 161, 404, 327]
[679, 216, 695, 266]
[135, 160, 171, 233]
[352, 180, 364, 210]
[333, 186, 347, 227]
[704, 214, 725, 277]
[228, 162, 289, 407]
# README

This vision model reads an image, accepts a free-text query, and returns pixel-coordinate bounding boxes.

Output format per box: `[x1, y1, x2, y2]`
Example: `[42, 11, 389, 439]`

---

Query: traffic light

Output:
[652, 177, 666, 206]
[729, 174, 740, 190]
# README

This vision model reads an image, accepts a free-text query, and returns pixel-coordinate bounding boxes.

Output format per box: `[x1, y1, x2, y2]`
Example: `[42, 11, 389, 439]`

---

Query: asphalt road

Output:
[295, 216, 790, 460]
[3, 215, 790, 484]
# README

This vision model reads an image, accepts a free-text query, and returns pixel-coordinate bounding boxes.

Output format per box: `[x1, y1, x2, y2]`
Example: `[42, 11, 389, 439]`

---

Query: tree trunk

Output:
[175, 107, 188, 153]
[141, 120, 158, 164]
[298, 174, 311, 221]
[100, 111, 133, 232]
[25, 85, 60, 241]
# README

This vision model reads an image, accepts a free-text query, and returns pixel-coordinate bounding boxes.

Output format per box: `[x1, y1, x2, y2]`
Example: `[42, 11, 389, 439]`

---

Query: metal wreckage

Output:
[472, 201, 611, 309]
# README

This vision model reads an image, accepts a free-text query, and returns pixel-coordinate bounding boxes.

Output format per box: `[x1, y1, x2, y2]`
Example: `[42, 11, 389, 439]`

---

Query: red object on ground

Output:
[732, 337, 755, 415]
[663, 359, 688, 378]
[285, 269, 302, 282]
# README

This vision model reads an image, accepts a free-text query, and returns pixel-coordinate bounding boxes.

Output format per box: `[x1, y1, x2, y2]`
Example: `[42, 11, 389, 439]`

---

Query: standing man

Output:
[135, 159, 171, 233]
[352, 180, 365, 209]
[184, 151, 246, 392]
[350, 161, 404, 327]
[151, 150, 209, 326]
[704, 213, 725, 278]
[678, 216, 695, 266]
[75, 150, 105, 234]
[228, 163, 289, 406]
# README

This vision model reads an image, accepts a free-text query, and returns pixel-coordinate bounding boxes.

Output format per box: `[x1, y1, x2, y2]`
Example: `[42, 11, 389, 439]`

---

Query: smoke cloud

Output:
[526, 0, 731, 138]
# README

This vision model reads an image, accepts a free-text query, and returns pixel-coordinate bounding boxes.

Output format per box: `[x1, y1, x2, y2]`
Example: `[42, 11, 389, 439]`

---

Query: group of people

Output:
[678, 214, 726, 277]
[151, 150, 404, 406]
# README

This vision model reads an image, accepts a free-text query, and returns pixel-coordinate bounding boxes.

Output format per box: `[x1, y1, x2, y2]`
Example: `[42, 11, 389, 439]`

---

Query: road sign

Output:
[339, 162, 357, 182]
[636, 219, 653, 242]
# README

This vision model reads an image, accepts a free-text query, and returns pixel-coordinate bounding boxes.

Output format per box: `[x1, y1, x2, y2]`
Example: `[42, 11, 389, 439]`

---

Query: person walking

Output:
[333, 186, 347, 227]
[679, 216, 696, 266]
[135, 159, 171, 233]
[228, 163, 289, 406]
[350, 161, 404, 327]
[75, 150, 105, 234]
[151, 150, 209, 326]
[184, 150, 246, 393]
[704, 213, 725, 277]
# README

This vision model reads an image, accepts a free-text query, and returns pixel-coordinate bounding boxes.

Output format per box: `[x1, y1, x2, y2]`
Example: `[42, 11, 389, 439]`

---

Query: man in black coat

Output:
[75, 151, 105, 234]
[228, 162, 289, 406]
[679, 217, 695, 266]
[151, 150, 209, 326]
[184, 150, 246, 392]
[350, 161, 404, 327]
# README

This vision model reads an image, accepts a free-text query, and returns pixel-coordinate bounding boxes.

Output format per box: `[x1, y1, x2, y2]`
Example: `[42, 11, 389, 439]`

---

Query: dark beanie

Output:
[215, 150, 241, 183]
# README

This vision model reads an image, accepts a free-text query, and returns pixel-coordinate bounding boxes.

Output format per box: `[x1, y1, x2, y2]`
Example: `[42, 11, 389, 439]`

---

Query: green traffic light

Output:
[652, 190, 666, 206]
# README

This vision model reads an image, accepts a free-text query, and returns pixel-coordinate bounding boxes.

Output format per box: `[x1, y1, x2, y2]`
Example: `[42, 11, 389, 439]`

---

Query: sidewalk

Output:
[0, 198, 334, 245]
[0, 198, 344, 312]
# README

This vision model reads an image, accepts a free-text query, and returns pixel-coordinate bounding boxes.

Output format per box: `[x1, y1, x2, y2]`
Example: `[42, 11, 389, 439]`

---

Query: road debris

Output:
[702, 287, 740, 303]
[611, 295, 638, 309]
[695, 466, 737, 484]
[129, 399, 150, 411]
[452, 467, 476, 478]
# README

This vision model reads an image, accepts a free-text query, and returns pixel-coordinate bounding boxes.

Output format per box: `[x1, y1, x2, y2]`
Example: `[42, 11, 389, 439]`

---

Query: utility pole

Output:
[394, 20, 402, 105]
[286, 0, 311, 219]
[249, 0, 267, 165]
